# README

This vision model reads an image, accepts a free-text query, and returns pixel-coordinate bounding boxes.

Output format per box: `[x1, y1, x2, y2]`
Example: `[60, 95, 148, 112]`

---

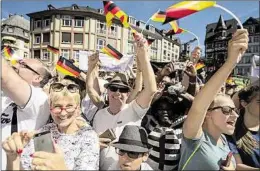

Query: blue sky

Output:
[2, 1, 259, 55]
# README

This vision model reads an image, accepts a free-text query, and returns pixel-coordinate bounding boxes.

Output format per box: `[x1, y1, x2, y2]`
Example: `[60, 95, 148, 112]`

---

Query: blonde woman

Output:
[178, 29, 248, 170]
[2, 79, 100, 170]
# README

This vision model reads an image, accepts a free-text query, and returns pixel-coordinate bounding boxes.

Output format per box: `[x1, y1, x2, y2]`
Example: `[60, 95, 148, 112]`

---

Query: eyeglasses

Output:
[208, 106, 239, 116]
[109, 86, 129, 93]
[51, 105, 78, 114]
[50, 83, 80, 93]
[18, 60, 40, 75]
[116, 149, 143, 159]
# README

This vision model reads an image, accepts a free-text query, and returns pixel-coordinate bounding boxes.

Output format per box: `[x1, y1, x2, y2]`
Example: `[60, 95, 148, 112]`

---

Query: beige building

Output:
[26, 4, 180, 65]
[1, 14, 30, 58]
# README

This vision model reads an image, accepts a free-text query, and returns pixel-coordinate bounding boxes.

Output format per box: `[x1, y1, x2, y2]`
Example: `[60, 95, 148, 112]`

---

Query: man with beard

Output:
[142, 86, 193, 170]
[92, 33, 157, 170]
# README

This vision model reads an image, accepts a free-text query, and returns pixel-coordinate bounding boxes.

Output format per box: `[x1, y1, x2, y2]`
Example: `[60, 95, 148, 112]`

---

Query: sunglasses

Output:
[18, 60, 40, 75]
[116, 149, 144, 159]
[208, 106, 239, 116]
[50, 83, 80, 93]
[109, 86, 129, 93]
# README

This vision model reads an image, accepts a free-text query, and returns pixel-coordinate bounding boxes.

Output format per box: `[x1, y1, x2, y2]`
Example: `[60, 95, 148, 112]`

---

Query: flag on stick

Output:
[195, 62, 205, 71]
[103, 1, 129, 28]
[47, 45, 59, 54]
[102, 44, 123, 60]
[150, 11, 166, 23]
[3, 46, 15, 59]
[164, 1, 216, 24]
[56, 56, 81, 77]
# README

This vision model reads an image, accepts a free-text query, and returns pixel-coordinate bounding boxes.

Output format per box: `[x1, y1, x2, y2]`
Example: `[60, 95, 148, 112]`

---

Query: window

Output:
[7, 27, 14, 32]
[149, 25, 155, 32]
[24, 31, 29, 37]
[43, 32, 50, 43]
[35, 34, 41, 44]
[34, 20, 41, 28]
[108, 24, 117, 36]
[74, 33, 83, 44]
[253, 45, 259, 53]
[163, 50, 166, 55]
[96, 20, 107, 34]
[96, 38, 106, 50]
[127, 42, 134, 54]
[73, 50, 80, 62]
[138, 21, 145, 29]
[248, 26, 255, 34]
[41, 49, 50, 61]
[74, 17, 84, 27]
[43, 19, 50, 27]
[62, 32, 71, 43]
[254, 36, 259, 43]
[61, 49, 70, 59]
[24, 52, 28, 58]
[128, 29, 134, 40]
[151, 49, 157, 58]
[62, 15, 72, 26]
[129, 16, 136, 25]
[34, 50, 40, 59]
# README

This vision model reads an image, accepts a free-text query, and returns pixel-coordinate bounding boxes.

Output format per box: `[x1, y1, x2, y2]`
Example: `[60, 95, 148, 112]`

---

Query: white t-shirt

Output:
[81, 78, 108, 122]
[1, 86, 50, 170]
[93, 100, 149, 170]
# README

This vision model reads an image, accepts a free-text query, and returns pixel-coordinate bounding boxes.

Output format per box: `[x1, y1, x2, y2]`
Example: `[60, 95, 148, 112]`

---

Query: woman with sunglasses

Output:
[2, 79, 100, 170]
[227, 81, 259, 170]
[109, 125, 152, 170]
[178, 29, 248, 170]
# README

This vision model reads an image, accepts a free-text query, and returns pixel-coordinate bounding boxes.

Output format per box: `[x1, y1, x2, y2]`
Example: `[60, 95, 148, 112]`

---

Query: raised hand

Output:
[160, 62, 175, 77]
[227, 29, 249, 64]
[184, 61, 197, 78]
[88, 52, 100, 71]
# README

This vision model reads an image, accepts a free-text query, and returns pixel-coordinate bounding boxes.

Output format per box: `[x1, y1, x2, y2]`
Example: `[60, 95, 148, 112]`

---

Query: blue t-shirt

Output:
[227, 130, 260, 167]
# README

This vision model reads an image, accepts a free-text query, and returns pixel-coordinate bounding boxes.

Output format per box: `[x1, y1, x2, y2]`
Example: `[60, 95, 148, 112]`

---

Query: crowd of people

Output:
[1, 29, 259, 170]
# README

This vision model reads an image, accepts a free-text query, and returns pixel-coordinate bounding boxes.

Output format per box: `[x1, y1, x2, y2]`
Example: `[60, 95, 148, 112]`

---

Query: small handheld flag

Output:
[3, 46, 15, 59]
[103, 1, 129, 28]
[56, 56, 81, 77]
[102, 44, 123, 60]
[150, 11, 166, 23]
[47, 45, 59, 55]
[164, 1, 216, 24]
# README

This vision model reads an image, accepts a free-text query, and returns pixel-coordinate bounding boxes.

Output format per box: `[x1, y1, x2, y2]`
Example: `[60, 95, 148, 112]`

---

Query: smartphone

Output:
[223, 152, 233, 167]
[34, 131, 54, 153]
[99, 129, 116, 141]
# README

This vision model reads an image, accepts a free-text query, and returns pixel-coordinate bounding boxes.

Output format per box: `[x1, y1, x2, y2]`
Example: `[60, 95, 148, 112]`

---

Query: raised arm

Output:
[86, 52, 104, 108]
[1, 59, 31, 107]
[134, 34, 157, 108]
[183, 29, 249, 139]
[126, 58, 143, 104]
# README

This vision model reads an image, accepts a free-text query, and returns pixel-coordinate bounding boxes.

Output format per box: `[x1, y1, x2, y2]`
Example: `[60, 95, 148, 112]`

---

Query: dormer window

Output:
[7, 27, 14, 33]
[98, 9, 104, 14]
[72, 4, 79, 10]
[128, 16, 136, 25]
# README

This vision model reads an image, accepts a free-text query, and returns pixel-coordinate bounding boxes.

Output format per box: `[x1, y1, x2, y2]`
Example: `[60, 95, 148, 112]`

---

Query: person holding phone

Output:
[2, 78, 100, 170]
[178, 29, 248, 170]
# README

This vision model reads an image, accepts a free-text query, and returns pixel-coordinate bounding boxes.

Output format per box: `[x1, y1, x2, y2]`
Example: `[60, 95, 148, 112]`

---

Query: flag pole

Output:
[141, 9, 160, 34]
[185, 30, 200, 47]
[214, 4, 244, 63]
[214, 4, 243, 29]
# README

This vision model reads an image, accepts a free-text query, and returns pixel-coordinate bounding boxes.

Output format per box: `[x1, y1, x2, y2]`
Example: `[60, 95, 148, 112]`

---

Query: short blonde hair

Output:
[49, 89, 81, 106]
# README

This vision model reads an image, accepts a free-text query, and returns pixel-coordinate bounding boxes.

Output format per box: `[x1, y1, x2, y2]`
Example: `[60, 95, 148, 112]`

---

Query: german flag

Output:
[163, 1, 216, 24]
[150, 11, 166, 23]
[169, 20, 179, 33]
[3, 46, 14, 59]
[102, 44, 123, 60]
[195, 62, 205, 71]
[56, 56, 81, 77]
[165, 28, 186, 36]
[103, 1, 129, 28]
[47, 45, 59, 54]
[226, 77, 235, 85]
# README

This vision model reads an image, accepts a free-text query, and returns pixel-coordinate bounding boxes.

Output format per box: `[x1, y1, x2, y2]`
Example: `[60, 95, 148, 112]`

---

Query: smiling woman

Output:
[2, 80, 100, 170]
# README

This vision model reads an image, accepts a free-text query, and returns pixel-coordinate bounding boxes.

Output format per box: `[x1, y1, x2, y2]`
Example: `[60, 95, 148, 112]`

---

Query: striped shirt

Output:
[144, 115, 186, 171]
